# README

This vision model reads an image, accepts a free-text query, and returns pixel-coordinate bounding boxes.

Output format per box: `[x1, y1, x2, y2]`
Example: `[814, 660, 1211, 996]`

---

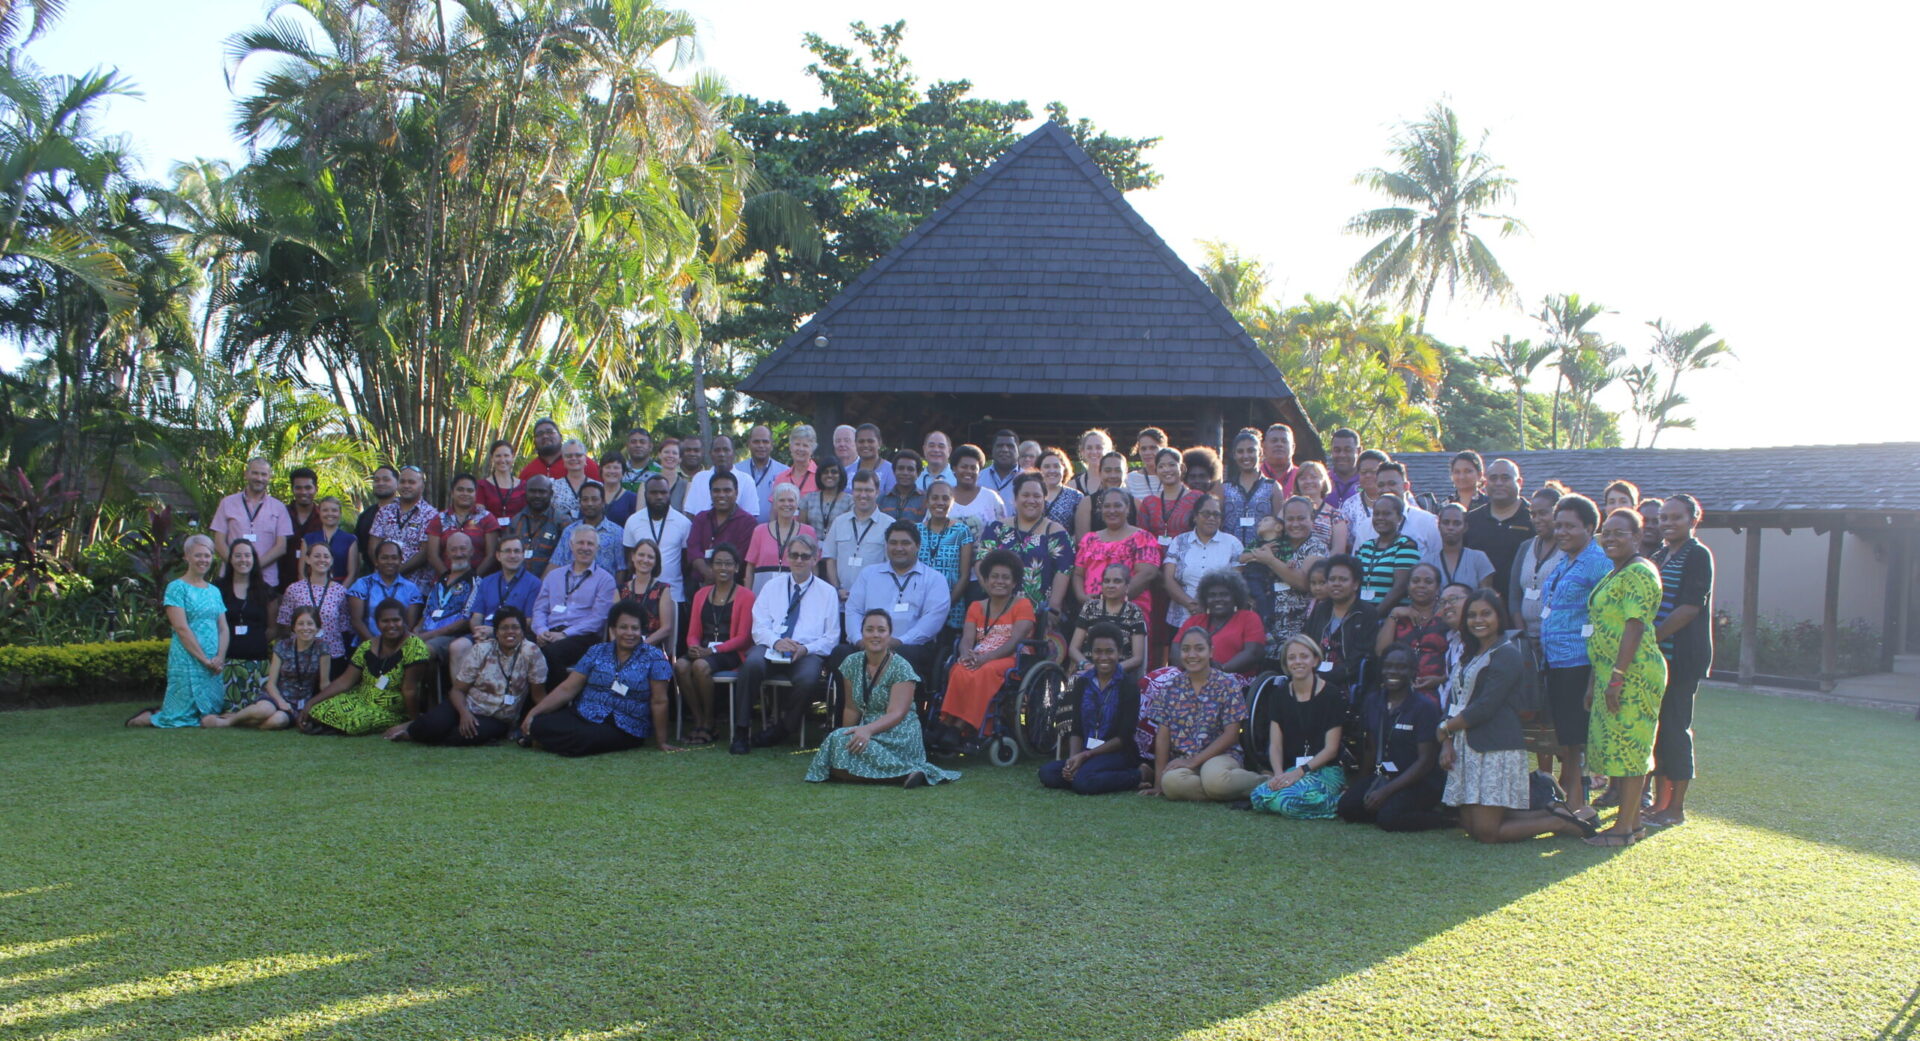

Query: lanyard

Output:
[772, 519, 798, 557]
[1016, 516, 1044, 548]
[305, 580, 326, 610]
[862, 651, 893, 705]
[564, 569, 589, 599]
[241, 494, 265, 527]
[398, 503, 422, 530]
[644, 511, 668, 546]
[887, 568, 916, 597]
[371, 576, 401, 603]
[481, 644, 529, 693]
[851, 515, 876, 552]
[432, 577, 467, 613]
[1377, 694, 1411, 774]
[981, 597, 1014, 636]
[1437, 547, 1462, 587]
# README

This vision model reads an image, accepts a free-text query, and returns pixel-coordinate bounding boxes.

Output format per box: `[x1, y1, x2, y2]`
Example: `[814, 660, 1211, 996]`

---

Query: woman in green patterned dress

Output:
[1584, 507, 1668, 847]
[126, 535, 228, 728]
[299, 598, 429, 735]
[806, 609, 959, 788]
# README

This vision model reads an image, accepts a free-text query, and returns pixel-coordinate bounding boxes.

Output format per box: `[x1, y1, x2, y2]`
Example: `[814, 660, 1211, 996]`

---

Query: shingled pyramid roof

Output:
[739, 120, 1299, 408]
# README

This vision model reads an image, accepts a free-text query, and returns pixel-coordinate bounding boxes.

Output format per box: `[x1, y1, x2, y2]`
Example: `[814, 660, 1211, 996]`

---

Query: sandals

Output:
[1546, 802, 1599, 837]
[1583, 830, 1640, 848]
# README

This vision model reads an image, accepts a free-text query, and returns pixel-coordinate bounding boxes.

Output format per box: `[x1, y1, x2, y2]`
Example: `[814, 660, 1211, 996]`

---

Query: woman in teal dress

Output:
[300, 598, 429, 735]
[126, 535, 229, 728]
[1584, 507, 1668, 847]
[806, 609, 959, 787]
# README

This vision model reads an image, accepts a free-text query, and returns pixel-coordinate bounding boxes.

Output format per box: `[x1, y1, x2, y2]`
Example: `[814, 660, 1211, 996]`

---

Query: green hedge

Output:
[0, 640, 169, 709]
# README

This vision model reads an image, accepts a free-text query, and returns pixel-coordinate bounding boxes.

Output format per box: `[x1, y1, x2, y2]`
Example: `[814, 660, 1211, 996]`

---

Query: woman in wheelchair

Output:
[1038, 623, 1144, 794]
[806, 609, 958, 788]
[933, 550, 1034, 740]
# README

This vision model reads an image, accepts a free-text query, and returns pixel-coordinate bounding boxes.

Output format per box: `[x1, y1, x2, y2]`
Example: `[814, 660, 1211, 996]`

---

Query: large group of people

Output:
[127, 419, 1715, 845]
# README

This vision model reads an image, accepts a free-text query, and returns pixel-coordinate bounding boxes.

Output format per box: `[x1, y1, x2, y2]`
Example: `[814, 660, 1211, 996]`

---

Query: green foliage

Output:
[1714, 610, 1882, 679]
[0, 638, 165, 704]
[709, 21, 1160, 426]
[1348, 102, 1524, 331]
[1436, 345, 1554, 451]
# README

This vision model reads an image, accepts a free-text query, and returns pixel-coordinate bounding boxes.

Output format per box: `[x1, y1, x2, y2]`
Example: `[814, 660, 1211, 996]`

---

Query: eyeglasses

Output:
[787, 552, 815, 561]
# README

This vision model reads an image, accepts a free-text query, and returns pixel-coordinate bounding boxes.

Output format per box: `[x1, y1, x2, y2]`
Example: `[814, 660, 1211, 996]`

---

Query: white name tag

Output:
[1157, 535, 1172, 547]
[1539, 605, 1552, 619]
[848, 553, 863, 567]
[892, 601, 910, 613]
[1273, 581, 1285, 594]
[1381, 760, 1400, 773]
[375, 675, 390, 690]
[1316, 660, 1332, 673]
[552, 604, 567, 616]
[611, 680, 629, 696]
[1521, 587, 1534, 601]
[705, 548, 715, 559]
[707, 642, 723, 651]
[233, 625, 249, 635]
[1360, 589, 1376, 602]
[240, 533, 258, 543]
[431, 610, 446, 620]
[1581, 624, 1595, 638]
[1394, 723, 1414, 730]
[1239, 517, 1254, 527]
[1293, 756, 1312, 769]
[503, 695, 518, 707]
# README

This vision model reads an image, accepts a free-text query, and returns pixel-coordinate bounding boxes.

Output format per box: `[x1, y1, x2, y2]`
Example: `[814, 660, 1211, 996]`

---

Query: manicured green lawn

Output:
[2, 687, 1916, 1041]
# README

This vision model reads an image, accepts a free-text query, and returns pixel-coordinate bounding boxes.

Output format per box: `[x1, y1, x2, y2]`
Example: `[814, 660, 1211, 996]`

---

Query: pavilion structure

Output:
[738, 120, 1318, 457]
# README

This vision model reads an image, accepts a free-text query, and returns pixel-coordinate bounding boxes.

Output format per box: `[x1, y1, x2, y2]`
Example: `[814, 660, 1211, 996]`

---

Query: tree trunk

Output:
[692, 339, 710, 446]
[1414, 268, 1441, 335]
[1512, 383, 1527, 450]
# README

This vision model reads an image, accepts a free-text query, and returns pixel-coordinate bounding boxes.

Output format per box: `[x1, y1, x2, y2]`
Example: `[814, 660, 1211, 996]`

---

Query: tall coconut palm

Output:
[1486, 334, 1553, 448]
[1347, 102, 1525, 333]
[1645, 319, 1731, 446]
[1535, 293, 1608, 448]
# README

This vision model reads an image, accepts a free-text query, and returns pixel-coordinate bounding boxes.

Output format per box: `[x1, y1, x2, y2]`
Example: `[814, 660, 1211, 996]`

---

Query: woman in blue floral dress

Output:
[126, 535, 229, 728]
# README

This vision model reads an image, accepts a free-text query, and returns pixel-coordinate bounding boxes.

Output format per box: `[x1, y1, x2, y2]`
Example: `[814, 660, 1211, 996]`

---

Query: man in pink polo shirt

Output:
[211, 457, 294, 585]
[1259, 423, 1298, 497]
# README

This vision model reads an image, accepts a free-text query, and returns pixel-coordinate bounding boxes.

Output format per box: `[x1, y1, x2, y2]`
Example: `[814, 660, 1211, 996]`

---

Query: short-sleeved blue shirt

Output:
[1541, 540, 1609, 668]
[570, 641, 674, 738]
[347, 573, 423, 609]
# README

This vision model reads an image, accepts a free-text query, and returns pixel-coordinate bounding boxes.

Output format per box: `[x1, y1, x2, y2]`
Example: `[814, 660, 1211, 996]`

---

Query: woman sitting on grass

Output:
[806, 609, 957, 788]
[1336, 644, 1448, 831]
[1438, 590, 1591, 843]
[389, 606, 548, 746]
[1143, 627, 1262, 802]
[203, 605, 330, 730]
[1246, 634, 1346, 819]
[1039, 623, 1144, 795]
[520, 600, 680, 757]
[300, 598, 429, 736]
[126, 534, 227, 729]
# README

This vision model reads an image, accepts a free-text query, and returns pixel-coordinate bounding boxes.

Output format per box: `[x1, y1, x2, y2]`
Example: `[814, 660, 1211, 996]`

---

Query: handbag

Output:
[1503, 632, 1547, 718]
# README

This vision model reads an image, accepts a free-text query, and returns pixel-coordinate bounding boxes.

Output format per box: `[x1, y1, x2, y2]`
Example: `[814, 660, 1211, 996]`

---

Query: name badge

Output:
[1273, 581, 1285, 594]
[1316, 660, 1332, 673]
[1359, 589, 1376, 601]
[1539, 605, 1552, 619]
[1381, 760, 1400, 773]
[848, 553, 864, 567]
[552, 604, 567, 616]
[233, 625, 249, 635]
[1393, 723, 1414, 730]
[1158, 535, 1172, 547]
[611, 680, 629, 696]
[1581, 624, 1595, 638]
[1293, 755, 1313, 769]
[375, 675, 390, 690]
[705, 548, 715, 559]
[503, 695, 518, 707]
[431, 610, 446, 621]
[240, 532, 258, 543]
[1521, 587, 1534, 601]
[1239, 517, 1254, 527]
[707, 642, 723, 651]
[892, 601, 910, 614]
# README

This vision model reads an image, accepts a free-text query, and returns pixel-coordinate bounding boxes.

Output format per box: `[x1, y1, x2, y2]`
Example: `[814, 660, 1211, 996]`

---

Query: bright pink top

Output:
[1074, 528, 1164, 614]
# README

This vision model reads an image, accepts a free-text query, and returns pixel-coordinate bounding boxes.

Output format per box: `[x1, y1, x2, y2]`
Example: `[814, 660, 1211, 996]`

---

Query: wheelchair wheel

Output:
[1016, 660, 1067, 758]
[985, 735, 1019, 767]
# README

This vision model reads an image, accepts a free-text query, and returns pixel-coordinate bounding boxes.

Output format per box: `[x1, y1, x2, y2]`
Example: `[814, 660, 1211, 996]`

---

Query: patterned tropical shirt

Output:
[1143, 667, 1249, 759]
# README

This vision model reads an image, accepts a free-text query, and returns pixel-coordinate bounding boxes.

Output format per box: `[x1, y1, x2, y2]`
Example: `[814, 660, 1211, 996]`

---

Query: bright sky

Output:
[31, 0, 1919, 449]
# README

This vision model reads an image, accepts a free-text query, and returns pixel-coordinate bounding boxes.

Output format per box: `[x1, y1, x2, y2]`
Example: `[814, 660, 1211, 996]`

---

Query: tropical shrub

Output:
[0, 639, 167, 707]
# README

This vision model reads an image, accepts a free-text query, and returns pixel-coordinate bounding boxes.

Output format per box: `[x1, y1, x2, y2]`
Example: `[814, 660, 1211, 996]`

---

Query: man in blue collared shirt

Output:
[557, 482, 624, 577]
[981, 428, 1022, 498]
[915, 430, 957, 492]
[834, 521, 951, 686]
[452, 533, 544, 673]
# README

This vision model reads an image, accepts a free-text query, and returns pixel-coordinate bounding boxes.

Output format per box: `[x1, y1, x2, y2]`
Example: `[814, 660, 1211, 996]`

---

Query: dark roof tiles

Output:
[740, 121, 1295, 404]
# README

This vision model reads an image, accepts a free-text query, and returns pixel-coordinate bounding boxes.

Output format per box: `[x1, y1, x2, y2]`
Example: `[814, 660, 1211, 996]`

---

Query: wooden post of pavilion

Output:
[1821, 525, 1844, 691]
[1739, 526, 1761, 686]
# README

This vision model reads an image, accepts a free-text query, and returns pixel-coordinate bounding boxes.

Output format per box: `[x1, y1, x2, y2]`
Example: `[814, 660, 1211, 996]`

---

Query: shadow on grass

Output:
[0, 702, 1637, 1041]
[1881, 981, 1920, 1041]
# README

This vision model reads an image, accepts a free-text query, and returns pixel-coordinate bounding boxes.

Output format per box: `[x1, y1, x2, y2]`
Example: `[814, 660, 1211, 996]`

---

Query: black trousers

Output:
[1336, 775, 1449, 831]
[735, 645, 825, 731]
[1653, 670, 1702, 780]
[540, 632, 601, 682]
[529, 706, 646, 757]
[406, 701, 512, 746]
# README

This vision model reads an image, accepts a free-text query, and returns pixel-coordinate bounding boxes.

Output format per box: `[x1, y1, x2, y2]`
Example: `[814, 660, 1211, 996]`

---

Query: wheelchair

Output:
[918, 623, 1071, 767]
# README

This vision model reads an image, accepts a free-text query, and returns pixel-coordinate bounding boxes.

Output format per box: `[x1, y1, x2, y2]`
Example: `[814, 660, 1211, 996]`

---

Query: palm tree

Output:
[1535, 293, 1608, 448]
[1199, 240, 1271, 315]
[1347, 102, 1525, 333]
[1485, 334, 1553, 448]
[1644, 319, 1731, 446]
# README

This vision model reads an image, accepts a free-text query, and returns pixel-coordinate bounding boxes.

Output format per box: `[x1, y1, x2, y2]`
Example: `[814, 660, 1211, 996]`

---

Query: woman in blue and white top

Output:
[521, 600, 678, 757]
[1539, 492, 1611, 814]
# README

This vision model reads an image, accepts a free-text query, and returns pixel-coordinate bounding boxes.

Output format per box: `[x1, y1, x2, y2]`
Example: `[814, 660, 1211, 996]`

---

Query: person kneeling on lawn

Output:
[1038, 622, 1145, 795]
[520, 601, 680, 757]
[300, 598, 429, 735]
[389, 606, 547, 746]
[805, 609, 958, 788]
[1336, 643, 1448, 831]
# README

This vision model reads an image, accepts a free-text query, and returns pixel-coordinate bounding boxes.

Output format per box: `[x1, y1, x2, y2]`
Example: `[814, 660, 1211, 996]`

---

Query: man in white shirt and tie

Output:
[735, 534, 839, 755]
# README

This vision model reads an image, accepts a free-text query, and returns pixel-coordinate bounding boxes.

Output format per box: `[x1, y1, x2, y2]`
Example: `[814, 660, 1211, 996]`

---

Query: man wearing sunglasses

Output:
[732, 534, 838, 756]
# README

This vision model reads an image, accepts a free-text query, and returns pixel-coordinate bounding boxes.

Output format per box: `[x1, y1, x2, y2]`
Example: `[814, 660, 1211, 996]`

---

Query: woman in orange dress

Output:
[939, 549, 1035, 734]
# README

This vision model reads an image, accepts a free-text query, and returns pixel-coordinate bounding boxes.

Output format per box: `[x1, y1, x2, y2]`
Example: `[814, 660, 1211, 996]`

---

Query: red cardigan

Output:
[688, 584, 756, 654]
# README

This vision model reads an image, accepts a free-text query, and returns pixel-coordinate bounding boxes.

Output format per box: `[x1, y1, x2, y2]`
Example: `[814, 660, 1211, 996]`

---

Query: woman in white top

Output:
[945, 444, 1006, 535]
[1162, 497, 1244, 628]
